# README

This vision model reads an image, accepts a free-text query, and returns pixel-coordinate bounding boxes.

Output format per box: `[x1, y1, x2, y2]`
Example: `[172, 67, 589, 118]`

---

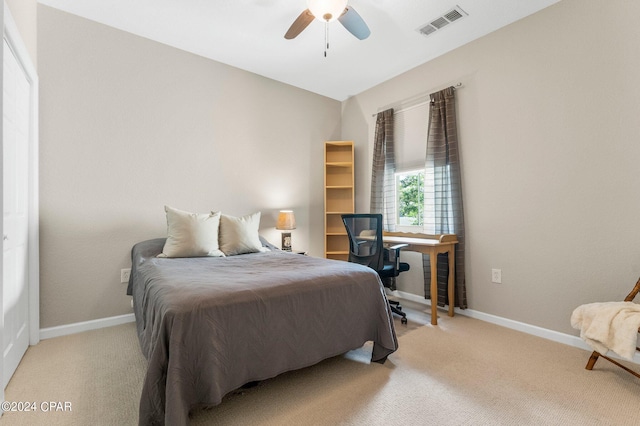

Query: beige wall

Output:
[5, 0, 37, 68]
[342, 0, 640, 335]
[38, 5, 341, 328]
[36, 0, 640, 335]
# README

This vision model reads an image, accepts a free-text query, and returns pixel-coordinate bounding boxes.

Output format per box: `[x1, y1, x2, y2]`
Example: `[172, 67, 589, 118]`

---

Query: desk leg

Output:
[448, 248, 455, 317]
[430, 251, 438, 325]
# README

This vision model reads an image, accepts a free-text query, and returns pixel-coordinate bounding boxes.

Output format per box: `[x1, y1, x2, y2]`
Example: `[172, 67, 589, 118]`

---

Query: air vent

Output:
[430, 17, 449, 30]
[419, 25, 437, 36]
[417, 5, 468, 38]
[444, 9, 464, 22]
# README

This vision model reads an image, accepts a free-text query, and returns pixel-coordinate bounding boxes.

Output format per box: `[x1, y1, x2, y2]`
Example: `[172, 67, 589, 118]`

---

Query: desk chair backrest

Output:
[342, 213, 410, 324]
[341, 214, 384, 272]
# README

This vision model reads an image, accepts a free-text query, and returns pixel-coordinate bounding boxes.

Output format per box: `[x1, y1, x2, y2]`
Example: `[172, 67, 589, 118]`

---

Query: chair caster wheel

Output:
[401, 317, 407, 325]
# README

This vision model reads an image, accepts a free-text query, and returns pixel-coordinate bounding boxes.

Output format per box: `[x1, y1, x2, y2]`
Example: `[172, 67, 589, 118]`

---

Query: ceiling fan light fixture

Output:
[307, 0, 348, 22]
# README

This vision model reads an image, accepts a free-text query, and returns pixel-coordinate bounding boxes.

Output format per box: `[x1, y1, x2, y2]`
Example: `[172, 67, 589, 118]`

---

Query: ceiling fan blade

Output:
[338, 6, 370, 40]
[285, 9, 315, 39]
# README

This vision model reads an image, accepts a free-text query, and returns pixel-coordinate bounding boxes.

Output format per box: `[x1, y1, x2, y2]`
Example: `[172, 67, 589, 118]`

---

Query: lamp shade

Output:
[276, 210, 296, 230]
[307, 0, 348, 22]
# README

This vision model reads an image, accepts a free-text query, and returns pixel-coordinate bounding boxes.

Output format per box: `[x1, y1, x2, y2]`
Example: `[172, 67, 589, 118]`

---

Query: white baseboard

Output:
[37, 293, 640, 366]
[39, 313, 135, 340]
[394, 290, 640, 365]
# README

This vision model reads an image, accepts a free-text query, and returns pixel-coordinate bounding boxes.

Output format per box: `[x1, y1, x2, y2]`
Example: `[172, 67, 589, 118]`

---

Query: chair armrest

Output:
[384, 243, 408, 265]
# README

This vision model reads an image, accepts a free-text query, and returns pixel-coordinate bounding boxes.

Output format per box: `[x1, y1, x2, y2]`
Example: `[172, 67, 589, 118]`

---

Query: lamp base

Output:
[281, 232, 292, 251]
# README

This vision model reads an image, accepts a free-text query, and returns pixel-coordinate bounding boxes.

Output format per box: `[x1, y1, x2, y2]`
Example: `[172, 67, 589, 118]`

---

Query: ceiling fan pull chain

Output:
[324, 21, 328, 57]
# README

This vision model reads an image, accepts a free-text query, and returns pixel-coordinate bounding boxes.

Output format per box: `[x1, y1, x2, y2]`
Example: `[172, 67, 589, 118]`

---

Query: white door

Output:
[2, 38, 30, 388]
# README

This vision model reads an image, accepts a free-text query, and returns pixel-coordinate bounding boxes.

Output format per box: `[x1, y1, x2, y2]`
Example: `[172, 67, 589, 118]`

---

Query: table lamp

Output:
[276, 210, 296, 251]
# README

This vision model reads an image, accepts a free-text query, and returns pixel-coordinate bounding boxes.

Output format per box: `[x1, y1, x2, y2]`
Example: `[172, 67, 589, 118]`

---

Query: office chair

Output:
[341, 214, 410, 324]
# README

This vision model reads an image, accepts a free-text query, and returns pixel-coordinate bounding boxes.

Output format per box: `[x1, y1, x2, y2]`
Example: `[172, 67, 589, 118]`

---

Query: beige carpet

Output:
[3, 314, 639, 425]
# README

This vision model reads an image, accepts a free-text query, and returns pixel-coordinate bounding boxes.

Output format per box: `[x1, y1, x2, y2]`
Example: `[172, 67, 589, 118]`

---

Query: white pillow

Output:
[219, 212, 268, 256]
[158, 206, 225, 258]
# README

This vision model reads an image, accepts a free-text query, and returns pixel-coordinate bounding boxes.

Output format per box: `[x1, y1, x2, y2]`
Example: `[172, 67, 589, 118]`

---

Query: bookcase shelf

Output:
[324, 141, 354, 261]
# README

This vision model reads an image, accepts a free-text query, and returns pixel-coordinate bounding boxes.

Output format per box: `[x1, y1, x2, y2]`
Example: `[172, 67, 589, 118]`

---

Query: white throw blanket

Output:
[571, 301, 640, 360]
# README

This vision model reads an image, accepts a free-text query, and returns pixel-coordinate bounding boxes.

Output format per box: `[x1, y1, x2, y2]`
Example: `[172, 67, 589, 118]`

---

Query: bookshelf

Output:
[324, 141, 354, 261]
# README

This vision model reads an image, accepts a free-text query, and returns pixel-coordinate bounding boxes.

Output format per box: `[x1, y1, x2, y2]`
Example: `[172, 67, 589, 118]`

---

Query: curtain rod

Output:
[371, 82, 463, 117]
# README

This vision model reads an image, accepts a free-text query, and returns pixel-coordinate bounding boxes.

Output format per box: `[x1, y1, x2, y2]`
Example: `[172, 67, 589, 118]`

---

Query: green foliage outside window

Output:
[397, 171, 424, 226]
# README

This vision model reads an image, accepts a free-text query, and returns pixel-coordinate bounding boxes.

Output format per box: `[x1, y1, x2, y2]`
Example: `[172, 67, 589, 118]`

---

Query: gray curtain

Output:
[422, 87, 467, 309]
[370, 108, 396, 231]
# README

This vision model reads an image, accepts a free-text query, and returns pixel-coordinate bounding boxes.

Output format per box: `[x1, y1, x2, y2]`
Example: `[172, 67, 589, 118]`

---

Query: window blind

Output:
[394, 102, 429, 171]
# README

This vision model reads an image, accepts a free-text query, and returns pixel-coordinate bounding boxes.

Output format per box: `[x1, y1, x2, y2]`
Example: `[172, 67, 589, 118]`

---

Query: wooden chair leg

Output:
[585, 351, 600, 370]
[598, 354, 640, 379]
[585, 349, 640, 379]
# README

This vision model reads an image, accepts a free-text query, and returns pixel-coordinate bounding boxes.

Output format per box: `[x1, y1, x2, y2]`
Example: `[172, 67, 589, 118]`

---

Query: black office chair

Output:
[341, 214, 410, 324]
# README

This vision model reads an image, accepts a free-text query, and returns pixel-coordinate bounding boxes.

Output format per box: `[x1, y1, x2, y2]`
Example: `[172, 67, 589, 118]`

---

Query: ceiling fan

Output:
[285, 0, 370, 54]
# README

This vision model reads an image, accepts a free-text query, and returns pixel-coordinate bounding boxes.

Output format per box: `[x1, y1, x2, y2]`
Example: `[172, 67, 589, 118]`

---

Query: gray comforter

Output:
[128, 238, 397, 426]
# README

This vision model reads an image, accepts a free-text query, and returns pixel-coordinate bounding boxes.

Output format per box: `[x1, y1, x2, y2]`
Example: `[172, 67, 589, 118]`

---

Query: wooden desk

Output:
[383, 231, 458, 326]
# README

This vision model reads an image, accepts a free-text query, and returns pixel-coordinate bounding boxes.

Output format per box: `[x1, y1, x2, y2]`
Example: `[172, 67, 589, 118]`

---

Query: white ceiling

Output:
[38, 0, 560, 101]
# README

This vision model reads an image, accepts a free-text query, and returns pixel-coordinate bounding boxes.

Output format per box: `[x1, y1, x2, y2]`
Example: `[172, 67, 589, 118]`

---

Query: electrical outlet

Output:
[121, 268, 131, 283]
[492, 268, 502, 284]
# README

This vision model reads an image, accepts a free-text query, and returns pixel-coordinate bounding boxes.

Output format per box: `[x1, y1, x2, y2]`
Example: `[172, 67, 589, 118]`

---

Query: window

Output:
[393, 99, 429, 231]
[395, 169, 424, 229]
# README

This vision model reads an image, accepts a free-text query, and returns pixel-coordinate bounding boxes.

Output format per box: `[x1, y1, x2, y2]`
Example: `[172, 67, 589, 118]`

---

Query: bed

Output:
[127, 237, 398, 426]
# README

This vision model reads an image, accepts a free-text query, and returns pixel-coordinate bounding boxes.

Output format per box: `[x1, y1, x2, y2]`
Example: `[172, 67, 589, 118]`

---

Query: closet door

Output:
[2, 38, 30, 388]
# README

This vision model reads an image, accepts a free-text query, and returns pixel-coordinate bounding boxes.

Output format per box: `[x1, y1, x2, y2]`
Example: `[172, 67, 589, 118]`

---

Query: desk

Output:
[382, 231, 458, 326]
